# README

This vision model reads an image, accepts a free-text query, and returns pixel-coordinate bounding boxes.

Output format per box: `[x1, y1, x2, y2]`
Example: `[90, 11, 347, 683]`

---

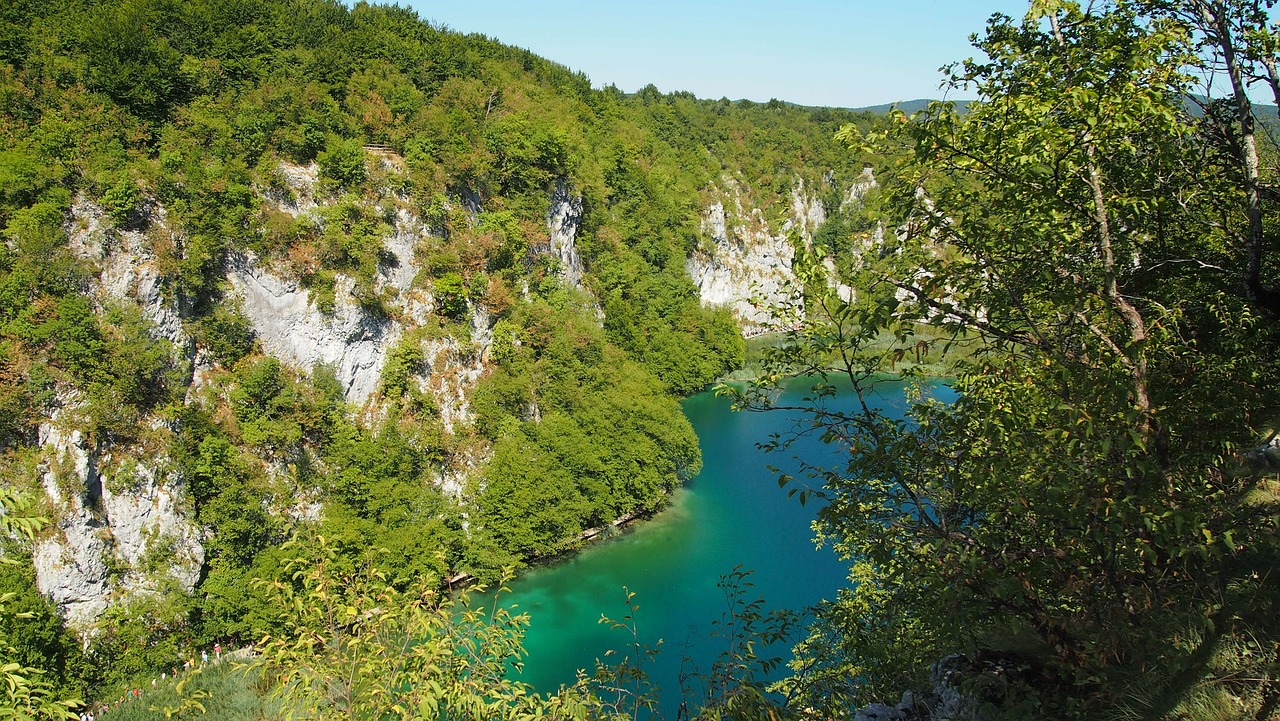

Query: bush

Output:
[315, 135, 366, 190]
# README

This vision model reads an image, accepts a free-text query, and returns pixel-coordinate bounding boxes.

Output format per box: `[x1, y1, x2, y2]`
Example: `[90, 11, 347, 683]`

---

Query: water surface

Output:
[498, 378, 945, 716]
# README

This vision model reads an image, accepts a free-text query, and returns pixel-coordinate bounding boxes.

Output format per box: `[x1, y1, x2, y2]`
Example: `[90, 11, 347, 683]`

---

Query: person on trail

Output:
[215, 642, 222, 660]
[202, 649, 208, 665]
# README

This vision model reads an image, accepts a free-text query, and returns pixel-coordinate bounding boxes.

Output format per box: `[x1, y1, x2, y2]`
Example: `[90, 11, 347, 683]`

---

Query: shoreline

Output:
[445, 508, 657, 592]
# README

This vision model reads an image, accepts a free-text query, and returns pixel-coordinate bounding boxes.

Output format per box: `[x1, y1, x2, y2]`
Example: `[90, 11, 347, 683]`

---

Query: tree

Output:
[735, 1, 1280, 717]
[1143, 0, 1280, 314]
[316, 135, 367, 191]
[250, 537, 604, 721]
[0, 489, 81, 720]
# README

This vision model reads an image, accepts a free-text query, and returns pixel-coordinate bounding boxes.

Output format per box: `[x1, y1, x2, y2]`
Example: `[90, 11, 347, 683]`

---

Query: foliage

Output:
[250, 538, 599, 721]
[679, 569, 804, 721]
[186, 302, 254, 368]
[730, 2, 1280, 717]
[469, 293, 701, 569]
[99, 661, 282, 721]
[316, 135, 367, 191]
[0, 488, 81, 720]
[0, 551, 90, 703]
[0, 0, 883, 713]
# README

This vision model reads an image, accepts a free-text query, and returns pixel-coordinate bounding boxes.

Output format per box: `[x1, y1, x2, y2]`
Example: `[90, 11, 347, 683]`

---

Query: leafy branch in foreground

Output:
[0, 488, 81, 720]
[249, 536, 602, 721]
[731, 1, 1280, 718]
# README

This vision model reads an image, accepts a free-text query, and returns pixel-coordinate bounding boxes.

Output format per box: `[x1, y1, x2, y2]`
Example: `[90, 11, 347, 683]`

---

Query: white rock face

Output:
[843, 166, 878, 209]
[33, 421, 110, 626]
[547, 179, 585, 291]
[788, 177, 828, 240]
[687, 180, 811, 332]
[102, 463, 205, 595]
[265, 162, 321, 217]
[413, 306, 492, 433]
[227, 254, 402, 404]
[33, 511, 111, 627]
[31, 200, 206, 629]
[34, 411, 204, 629]
[378, 207, 424, 295]
[688, 172, 878, 331]
[33, 177, 513, 631]
[67, 197, 190, 354]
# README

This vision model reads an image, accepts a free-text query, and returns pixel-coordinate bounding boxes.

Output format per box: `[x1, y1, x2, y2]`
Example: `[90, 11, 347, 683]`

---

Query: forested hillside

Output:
[8, 0, 1279, 719]
[0, 0, 880, 713]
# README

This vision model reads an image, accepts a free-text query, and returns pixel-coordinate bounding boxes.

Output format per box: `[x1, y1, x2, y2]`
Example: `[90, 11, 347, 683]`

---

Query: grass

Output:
[97, 660, 280, 721]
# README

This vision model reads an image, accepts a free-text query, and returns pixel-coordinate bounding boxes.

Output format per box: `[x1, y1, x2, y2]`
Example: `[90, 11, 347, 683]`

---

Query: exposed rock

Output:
[66, 197, 191, 356]
[378, 207, 424, 296]
[787, 177, 828, 240]
[844, 166, 878, 209]
[33, 510, 110, 628]
[438, 446, 488, 502]
[1243, 432, 1280, 472]
[265, 162, 321, 217]
[547, 179, 585, 291]
[227, 253, 402, 404]
[687, 180, 803, 332]
[687, 172, 882, 331]
[849, 653, 1034, 721]
[413, 306, 492, 433]
[33, 409, 204, 629]
[101, 462, 205, 595]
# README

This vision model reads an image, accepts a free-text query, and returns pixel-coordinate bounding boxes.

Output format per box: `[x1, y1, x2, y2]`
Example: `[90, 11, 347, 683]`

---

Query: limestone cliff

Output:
[29, 201, 205, 629]
[227, 254, 401, 405]
[30, 162, 859, 631]
[688, 172, 872, 332]
[546, 179, 585, 292]
[31, 170, 497, 629]
[34, 398, 205, 628]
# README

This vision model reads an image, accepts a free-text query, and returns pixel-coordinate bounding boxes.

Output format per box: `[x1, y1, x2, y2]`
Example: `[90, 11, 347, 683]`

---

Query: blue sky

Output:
[404, 1, 1035, 108]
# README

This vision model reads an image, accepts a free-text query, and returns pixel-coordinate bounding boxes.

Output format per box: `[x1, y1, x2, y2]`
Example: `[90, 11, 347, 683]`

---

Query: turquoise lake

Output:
[495, 378, 943, 717]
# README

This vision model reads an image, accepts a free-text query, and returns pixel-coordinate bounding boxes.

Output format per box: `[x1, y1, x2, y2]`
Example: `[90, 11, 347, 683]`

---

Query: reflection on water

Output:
[495, 378, 949, 717]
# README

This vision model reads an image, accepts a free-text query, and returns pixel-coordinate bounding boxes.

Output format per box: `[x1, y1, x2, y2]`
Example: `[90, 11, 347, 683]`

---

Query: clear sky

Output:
[402, 1, 1036, 108]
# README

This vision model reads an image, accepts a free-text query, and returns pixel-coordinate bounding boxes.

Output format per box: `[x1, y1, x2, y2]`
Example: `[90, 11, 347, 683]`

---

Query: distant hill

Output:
[850, 98, 972, 115]
[851, 96, 1279, 122]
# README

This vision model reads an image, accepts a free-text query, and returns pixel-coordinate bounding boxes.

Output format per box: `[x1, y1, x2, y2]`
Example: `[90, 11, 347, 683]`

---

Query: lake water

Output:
[496, 378, 939, 717]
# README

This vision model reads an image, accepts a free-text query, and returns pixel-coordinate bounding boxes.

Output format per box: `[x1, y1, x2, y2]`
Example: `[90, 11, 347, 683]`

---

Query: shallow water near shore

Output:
[497, 377, 951, 717]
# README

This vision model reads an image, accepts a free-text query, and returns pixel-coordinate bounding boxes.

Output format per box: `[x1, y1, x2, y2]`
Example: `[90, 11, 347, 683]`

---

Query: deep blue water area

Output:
[494, 377, 953, 717]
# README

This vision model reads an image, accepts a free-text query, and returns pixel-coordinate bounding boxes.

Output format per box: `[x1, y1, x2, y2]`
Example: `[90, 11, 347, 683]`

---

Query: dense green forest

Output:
[5, 0, 1280, 719]
[0, 0, 878, 716]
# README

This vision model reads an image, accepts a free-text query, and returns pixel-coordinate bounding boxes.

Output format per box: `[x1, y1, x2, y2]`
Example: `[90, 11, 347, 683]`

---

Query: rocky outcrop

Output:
[687, 178, 824, 332]
[546, 179, 585, 291]
[263, 162, 321, 217]
[844, 166, 878, 209]
[34, 410, 204, 629]
[851, 653, 1036, 721]
[27, 171, 587, 630]
[227, 253, 402, 404]
[31, 201, 206, 629]
[414, 307, 492, 433]
[67, 197, 191, 357]
[688, 171, 878, 331]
